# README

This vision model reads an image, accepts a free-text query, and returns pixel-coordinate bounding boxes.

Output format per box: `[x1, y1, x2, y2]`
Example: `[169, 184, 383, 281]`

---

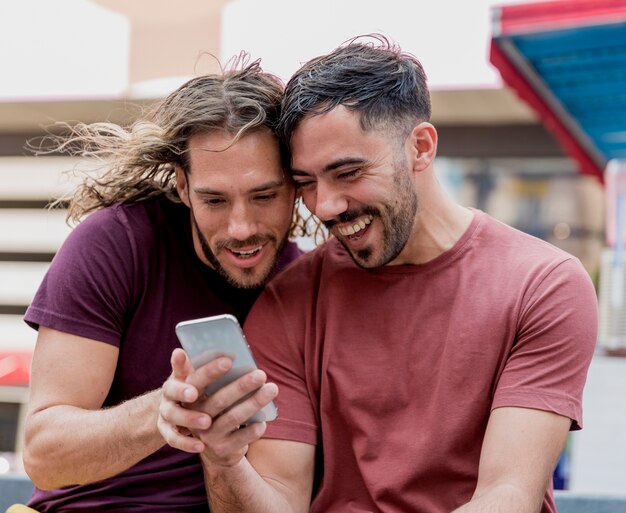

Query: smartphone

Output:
[175, 313, 278, 424]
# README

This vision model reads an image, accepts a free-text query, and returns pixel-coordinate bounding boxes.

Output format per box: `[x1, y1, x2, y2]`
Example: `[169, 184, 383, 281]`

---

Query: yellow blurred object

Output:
[6, 505, 39, 513]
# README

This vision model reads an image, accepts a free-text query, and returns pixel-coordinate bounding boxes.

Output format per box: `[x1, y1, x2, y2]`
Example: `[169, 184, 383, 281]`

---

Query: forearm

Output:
[452, 483, 543, 513]
[202, 455, 302, 513]
[24, 389, 165, 489]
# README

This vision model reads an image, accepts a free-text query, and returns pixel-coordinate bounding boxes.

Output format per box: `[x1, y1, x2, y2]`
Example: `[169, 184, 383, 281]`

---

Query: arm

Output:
[23, 327, 165, 489]
[202, 439, 315, 513]
[159, 349, 315, 513]
[452, 406, 570, 513]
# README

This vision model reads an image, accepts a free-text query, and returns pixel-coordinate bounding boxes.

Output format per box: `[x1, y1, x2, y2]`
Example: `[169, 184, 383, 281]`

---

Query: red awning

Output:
[0, 351, 32, 386]
[490, 0, 626, 183]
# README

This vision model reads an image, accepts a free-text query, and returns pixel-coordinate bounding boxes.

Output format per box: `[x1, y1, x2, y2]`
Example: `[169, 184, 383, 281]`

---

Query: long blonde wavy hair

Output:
[35, 55, 315, 239]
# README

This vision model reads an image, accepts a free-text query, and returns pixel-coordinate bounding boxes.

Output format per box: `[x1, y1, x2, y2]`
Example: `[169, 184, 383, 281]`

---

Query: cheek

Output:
[193, 210, 225, 241]
[300, 190, 317, 215]
[268, 198, 295, 232]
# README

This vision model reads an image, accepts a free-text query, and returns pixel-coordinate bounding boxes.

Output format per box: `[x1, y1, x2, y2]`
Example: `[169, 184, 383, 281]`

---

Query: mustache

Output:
[215, 234, 275, 250]
[323, 207, 379, 230]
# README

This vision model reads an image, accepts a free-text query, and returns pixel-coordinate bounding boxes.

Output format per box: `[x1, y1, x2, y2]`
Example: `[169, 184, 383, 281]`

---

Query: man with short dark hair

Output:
[160, 37, 598, 513]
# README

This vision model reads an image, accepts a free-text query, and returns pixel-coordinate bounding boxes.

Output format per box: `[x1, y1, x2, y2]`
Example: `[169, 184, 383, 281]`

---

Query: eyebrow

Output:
[193, 179, 285, 195]
[291, 157, 366, 176]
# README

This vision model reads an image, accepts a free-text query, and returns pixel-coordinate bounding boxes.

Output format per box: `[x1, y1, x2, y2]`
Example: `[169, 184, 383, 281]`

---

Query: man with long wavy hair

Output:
[21, 56, 306, 512]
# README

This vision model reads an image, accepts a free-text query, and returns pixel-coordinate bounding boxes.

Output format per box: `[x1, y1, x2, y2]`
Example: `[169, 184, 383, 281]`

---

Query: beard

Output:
[324, 158, 418, 269]
[189, 205, 288, 289]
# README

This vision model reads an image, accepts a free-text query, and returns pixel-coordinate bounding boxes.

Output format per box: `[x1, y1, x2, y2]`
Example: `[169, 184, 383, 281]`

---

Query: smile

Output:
[228, 245, 263, 259]
[337, 215, 373, 237]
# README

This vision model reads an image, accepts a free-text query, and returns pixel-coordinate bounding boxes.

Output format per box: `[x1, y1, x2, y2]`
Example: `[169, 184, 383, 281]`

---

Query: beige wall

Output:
[95, 0, 231, 83]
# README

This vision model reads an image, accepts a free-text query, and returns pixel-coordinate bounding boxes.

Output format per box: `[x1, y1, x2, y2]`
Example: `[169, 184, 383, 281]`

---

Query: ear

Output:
[407, 122, 438, 172]
[175, 166, 190, 207]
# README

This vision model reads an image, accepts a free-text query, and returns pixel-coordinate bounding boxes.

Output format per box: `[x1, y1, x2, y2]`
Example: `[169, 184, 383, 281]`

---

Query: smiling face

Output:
[176, 129, 295, 288]
[290, 106, 419, 269]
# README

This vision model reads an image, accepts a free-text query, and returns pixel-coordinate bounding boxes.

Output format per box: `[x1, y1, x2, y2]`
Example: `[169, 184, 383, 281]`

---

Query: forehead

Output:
[290, 106, 393, 171]
[187, 130, 284, 187]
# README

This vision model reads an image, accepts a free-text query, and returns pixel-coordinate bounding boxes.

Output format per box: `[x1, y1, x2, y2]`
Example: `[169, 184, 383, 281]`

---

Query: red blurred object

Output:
[0, 351, 32, 386]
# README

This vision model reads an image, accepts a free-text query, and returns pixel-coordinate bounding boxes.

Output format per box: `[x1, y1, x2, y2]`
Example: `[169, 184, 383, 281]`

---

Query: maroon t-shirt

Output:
[245, 210, 598, 513]
[24, 196, 302, 512]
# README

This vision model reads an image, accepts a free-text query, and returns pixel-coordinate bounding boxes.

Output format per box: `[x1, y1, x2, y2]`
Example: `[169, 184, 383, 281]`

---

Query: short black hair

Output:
[278, 34, 431, 145]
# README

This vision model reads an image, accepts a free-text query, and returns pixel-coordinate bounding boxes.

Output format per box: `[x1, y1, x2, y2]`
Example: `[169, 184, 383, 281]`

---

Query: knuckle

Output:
[160, 426, 177, 447]
[209, 394, 228, 414]
[221, 408, 244, 428]
[159, 402, 174, 422]
[251, 392, 266, 409]
[203, 359, 229, 379]
[161, 379, 175, 398]
[237, 377, 252, 394]
[213, 442, 230, 460]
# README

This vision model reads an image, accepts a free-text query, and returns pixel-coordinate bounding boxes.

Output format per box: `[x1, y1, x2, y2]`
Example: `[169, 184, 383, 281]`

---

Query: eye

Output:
[294, 180, 315, 190]
[338, 168, 360, 180]
[203, 197, 226, 207]
[253, 192, 277, 202]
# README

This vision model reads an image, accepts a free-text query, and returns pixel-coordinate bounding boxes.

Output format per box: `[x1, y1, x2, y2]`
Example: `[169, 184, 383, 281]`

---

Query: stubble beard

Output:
[189, 205, 288, 289]
[326, 159, 418, 269]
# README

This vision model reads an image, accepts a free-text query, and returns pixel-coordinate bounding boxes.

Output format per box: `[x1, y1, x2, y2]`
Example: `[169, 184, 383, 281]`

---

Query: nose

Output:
[227, 202, 257, 241]
[311, 181, 348, 222]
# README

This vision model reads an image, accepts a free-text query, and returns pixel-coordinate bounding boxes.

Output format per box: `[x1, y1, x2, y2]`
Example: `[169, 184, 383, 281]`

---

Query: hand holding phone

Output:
[175, 314, 278, 424]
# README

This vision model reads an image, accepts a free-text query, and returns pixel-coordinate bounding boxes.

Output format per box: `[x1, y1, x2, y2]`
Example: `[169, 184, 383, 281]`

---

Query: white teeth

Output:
[232, 246, 262, 258]
[337, 215, 373, 237]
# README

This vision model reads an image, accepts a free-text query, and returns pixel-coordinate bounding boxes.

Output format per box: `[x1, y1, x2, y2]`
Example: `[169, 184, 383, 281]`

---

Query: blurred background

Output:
[0, 0, 624, 497]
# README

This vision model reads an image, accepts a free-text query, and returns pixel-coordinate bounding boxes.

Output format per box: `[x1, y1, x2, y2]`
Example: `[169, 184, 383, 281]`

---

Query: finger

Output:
[171, 348, 193, 380]
[231, 421, 268, 447]
[162, 369, 201, 404]
[200, 422, 268, 467]
[184, 356, 233, 394]
[159, 393, 212, 432]
[212, 382, 278, 431]
[204, 369, 267, 418]
[157, 414, 206, 454]
[165, 350, 229, 404]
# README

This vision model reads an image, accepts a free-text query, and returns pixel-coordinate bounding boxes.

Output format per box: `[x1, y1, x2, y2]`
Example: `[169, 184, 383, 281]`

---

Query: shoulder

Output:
[71, 196, 185, 250]
[476, 211, 582, 272]
[462, 211, 596, 317]
[479, 214, 597, 316]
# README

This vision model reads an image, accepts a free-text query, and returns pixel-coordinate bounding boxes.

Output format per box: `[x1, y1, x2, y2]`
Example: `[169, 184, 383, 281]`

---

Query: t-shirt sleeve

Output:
[492, 257, 598, 429]
[244, 287, 318, 445]
[24, 207, 136, 347]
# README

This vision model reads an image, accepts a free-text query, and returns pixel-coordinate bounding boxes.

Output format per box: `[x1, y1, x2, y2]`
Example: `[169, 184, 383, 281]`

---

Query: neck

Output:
[391, 172, 474, 265]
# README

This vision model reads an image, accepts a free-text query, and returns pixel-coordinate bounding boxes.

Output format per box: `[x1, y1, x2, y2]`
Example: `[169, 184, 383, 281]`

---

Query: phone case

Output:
[175, 314, 278, 423]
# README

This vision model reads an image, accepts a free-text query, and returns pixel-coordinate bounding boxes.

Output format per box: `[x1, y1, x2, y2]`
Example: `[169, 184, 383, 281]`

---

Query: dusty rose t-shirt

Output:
[245, 210, 598, 513]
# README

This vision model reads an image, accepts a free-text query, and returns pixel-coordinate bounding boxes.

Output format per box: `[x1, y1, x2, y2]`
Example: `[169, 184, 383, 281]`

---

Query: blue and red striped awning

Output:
[490, 0, 626, 182]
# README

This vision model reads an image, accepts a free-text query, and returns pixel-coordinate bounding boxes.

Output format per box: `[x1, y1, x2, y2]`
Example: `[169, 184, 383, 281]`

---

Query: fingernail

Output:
[217, 358, 231, 370]
[192, 443, 203, 453]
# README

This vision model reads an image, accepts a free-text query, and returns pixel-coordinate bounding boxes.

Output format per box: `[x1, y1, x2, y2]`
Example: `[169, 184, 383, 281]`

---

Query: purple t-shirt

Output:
[24, 196, 302, 512]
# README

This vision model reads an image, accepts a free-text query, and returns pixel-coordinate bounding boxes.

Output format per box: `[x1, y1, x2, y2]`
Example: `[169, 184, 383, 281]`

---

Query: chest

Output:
[307, 271, 520, 419]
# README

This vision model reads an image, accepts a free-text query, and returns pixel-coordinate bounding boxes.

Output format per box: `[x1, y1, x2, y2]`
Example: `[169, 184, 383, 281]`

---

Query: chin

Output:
[225, 266, 271, 289]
